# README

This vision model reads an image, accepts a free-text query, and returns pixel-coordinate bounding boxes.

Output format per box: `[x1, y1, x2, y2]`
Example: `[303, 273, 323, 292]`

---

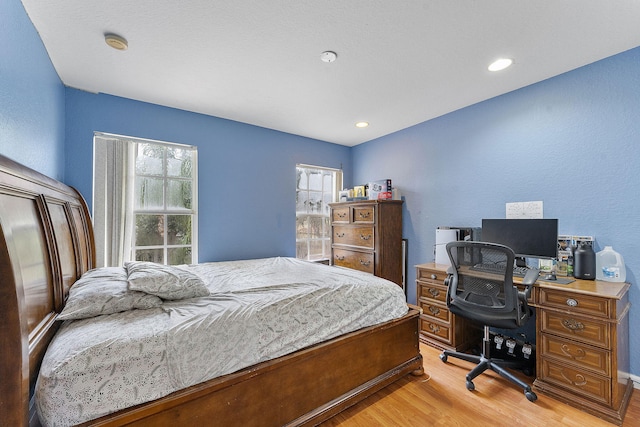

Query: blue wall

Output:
[0, 0, 65, 179]
[353, 46, 640, 375]
[65, 89, 351, 262]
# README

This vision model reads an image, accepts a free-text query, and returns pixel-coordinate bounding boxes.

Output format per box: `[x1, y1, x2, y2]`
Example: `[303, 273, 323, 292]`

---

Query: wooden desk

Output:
[416, 262, 632, 425]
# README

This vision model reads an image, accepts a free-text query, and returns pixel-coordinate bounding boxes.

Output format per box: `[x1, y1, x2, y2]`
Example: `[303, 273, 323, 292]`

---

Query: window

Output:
[295, 164, 342, 261]
[93, 133, 197, 267]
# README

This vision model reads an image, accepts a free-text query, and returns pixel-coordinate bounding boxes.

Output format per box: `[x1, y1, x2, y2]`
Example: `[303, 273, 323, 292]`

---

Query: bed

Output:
[0, 153, 423, 427]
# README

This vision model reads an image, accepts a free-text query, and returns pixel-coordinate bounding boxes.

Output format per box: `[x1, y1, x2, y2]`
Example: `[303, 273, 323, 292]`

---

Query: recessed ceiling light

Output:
[105, 33, 128, 51]
[355, 121, 369, 128]
[320, 51, 337, 63]
[488, 58, 513, 72]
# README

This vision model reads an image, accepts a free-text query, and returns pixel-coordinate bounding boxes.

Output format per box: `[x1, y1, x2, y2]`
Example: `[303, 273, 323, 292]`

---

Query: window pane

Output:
[296, 167, 307, 190]
[308, 191, 322, 214]
[135, 248, 164, 263]
[135, 177, 164, 209]
[308, 170, 322, 191]
[167, 179, 192, 210]
[322, 216, 331, 238]
[168, 247, 192, 265]
[296, 240, 308, 259]
[309, 216, 323, 239]
[136, 143, 164, 175]
[167, 148, 193, 178]
[323, 172, 333, 191]
[296, 190, 308, 214]
[296, 216, 308, 239]
[135, 214, 164, 246]
[308, 240, 324, 260]
[167, 215, 191, 245]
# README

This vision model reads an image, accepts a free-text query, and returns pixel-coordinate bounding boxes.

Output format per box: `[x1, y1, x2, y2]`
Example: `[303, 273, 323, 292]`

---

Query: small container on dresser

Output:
[329, 200, 403, 287]
[415, 263, 481, 351]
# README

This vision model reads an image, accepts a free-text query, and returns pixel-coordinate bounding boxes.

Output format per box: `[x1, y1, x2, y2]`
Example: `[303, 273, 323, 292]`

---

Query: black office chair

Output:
[439, 241, 538, 402]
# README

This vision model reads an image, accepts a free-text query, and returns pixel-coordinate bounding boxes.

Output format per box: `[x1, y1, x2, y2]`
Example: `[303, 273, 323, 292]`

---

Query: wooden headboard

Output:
[0, 154, 95, 427]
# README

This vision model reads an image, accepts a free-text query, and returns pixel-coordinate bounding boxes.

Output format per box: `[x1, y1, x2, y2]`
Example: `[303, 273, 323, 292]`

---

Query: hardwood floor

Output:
[320, 344, 640, 426]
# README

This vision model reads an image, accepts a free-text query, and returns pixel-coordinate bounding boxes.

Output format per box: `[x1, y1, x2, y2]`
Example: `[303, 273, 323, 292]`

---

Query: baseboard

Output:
[630, 373, 640, 389]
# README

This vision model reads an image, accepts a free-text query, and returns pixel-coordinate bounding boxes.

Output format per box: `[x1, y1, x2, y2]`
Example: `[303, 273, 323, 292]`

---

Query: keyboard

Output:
[470, 263, 529, 278]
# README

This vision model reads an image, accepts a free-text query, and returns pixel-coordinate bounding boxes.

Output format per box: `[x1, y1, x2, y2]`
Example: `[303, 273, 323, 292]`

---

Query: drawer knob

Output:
[561, 318, 585, 332]
[337, 212, 346, 218]
[359, 260, 371, 266]
[358, 212, 371, 219]
[428, 288, 440, 297]
[429, 306, 440, 315]
[428, 323, 440, 333]
[430, 274, 437, 280]
[566, 298, 578, 307]
[359, 234, 372, 241]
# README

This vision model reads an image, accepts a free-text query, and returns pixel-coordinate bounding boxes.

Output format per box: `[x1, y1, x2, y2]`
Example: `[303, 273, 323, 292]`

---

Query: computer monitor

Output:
[481, 219, 558, 266]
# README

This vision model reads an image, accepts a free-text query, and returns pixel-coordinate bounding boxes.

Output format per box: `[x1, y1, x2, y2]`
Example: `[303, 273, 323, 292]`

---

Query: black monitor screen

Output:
[481, 219, 558, 259]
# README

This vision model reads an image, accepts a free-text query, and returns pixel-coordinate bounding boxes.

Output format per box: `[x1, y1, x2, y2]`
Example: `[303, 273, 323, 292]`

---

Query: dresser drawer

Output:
[419, 300, 451, 323]
[417, 282, 448, 304]
[538, 288, 610, 319]
[540, 310, 610, 348]
[539, 357, 611, 405]
[420, 318, 453, 345]
[540, 333, 610, 376]
[333, 225, 375, 248]
[352, 205, 375, 223]
[332, 248, 374, 274]
[331, 206, 350, 223]
[417, 268, 448, 284]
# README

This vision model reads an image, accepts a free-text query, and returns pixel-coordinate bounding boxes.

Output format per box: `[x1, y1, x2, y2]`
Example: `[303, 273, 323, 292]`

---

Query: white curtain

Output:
[93, 134, 135, 267]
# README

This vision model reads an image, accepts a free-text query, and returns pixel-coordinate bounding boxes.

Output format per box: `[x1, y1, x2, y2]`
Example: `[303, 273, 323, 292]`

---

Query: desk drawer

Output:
[417, 282, 448, 304]
[540, 310, 610, 348]
[540, 334, 610, 376]
[419, 300, 451, 323]
[352, 205, 375, 223]
[417, 268, 448, 284]
[332, 248, 374, 274]
[331, 206, 350, 223]
[538, 289, 610, 318]
[539, 358, 611, 405]
[420, 318, 452, 344]
[333, 225, 375, 248]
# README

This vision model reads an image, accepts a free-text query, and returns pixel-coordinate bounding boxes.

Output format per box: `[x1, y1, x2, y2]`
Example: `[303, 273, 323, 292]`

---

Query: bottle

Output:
[596, 246, 626, 282]
[573, 243, 595, 280]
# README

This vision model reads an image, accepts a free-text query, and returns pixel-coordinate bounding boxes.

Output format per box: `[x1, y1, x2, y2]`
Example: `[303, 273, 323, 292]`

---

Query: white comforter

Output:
[36, 257, 408, 426]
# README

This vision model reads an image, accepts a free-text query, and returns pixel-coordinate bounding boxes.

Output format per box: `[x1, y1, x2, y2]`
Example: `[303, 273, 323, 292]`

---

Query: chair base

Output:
[440, 328, 537, 402]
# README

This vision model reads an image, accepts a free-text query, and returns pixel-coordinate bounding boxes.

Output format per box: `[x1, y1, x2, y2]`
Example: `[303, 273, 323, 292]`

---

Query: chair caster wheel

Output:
[523, 367, 533, 376]
[466, 380, 475, 391]
[525, 390, 537, 402]
[440, 353, 448, 363]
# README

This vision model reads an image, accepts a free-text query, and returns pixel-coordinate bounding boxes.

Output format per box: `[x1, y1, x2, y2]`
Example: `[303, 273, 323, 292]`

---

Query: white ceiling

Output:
[21, 0, 640, 146]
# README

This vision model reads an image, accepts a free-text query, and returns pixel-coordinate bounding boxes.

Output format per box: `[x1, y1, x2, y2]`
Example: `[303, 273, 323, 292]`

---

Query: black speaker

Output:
[573, 243, 595, 280]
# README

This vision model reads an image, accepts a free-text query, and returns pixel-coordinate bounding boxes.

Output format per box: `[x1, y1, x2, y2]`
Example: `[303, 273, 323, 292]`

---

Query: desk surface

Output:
[417, 262, 630, 300]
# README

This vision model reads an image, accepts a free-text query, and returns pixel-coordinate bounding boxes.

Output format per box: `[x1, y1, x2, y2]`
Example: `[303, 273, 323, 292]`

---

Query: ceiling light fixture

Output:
[105, 33, 128, 51]
[320, 51, 337, 63]
[355, 121, 369, 128]
[488, 58, 513, 72]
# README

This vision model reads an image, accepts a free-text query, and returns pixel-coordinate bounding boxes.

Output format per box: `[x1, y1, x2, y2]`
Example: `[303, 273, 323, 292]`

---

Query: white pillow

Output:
[126, 262, 209, 300]
[58, 267, 163, 320]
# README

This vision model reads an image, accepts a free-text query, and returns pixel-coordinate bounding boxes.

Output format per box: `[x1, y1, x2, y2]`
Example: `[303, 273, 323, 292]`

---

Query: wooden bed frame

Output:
[0, 153, 423, 427]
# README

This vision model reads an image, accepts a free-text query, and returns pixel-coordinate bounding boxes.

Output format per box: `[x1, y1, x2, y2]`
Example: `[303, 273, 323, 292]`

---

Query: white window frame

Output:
[295, 164, 342, 262]
[93, 132, 198, 267]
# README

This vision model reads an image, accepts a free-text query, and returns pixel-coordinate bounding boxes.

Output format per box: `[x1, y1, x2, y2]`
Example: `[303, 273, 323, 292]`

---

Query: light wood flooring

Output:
[320, 343, 640, 427]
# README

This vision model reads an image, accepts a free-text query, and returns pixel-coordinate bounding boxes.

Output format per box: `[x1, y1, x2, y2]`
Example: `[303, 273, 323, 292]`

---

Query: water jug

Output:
[596, 246, 626, 282]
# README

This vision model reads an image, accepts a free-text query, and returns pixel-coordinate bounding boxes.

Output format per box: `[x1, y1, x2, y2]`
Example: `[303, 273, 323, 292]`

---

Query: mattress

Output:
[35, 257, 408, 426]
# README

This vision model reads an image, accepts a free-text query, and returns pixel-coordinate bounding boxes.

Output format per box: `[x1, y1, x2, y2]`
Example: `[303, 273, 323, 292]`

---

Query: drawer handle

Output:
[336, 232, 345, 238]
[430, 274, 437, 280]
[560, 344, 586, 360]
[335, 255, 345, 261]
[428, 323, 441, 333]
[428, 288, 440, 298]
[358, 212, 371, 219]
[566, 298, 578, 307]
[561, 318, 585, 332]
[359, 260, 371, 267]
[360, 234, 372, 241]
[337, 212, 347, 218]
[560, 370, 588, 387]
[429, 306, 440, 315]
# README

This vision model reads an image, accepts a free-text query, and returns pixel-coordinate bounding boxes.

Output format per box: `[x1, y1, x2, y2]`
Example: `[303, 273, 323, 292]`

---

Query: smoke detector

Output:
[320, 51, 337, 63]
[105, 33, 128, 51]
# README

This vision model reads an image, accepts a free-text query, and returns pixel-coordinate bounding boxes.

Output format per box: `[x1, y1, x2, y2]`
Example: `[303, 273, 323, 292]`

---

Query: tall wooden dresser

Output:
[329, 200, 403, 287]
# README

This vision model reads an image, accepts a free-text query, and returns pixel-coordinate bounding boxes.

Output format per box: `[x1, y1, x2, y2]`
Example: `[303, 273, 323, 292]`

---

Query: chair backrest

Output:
[445, 241, 530, 329]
